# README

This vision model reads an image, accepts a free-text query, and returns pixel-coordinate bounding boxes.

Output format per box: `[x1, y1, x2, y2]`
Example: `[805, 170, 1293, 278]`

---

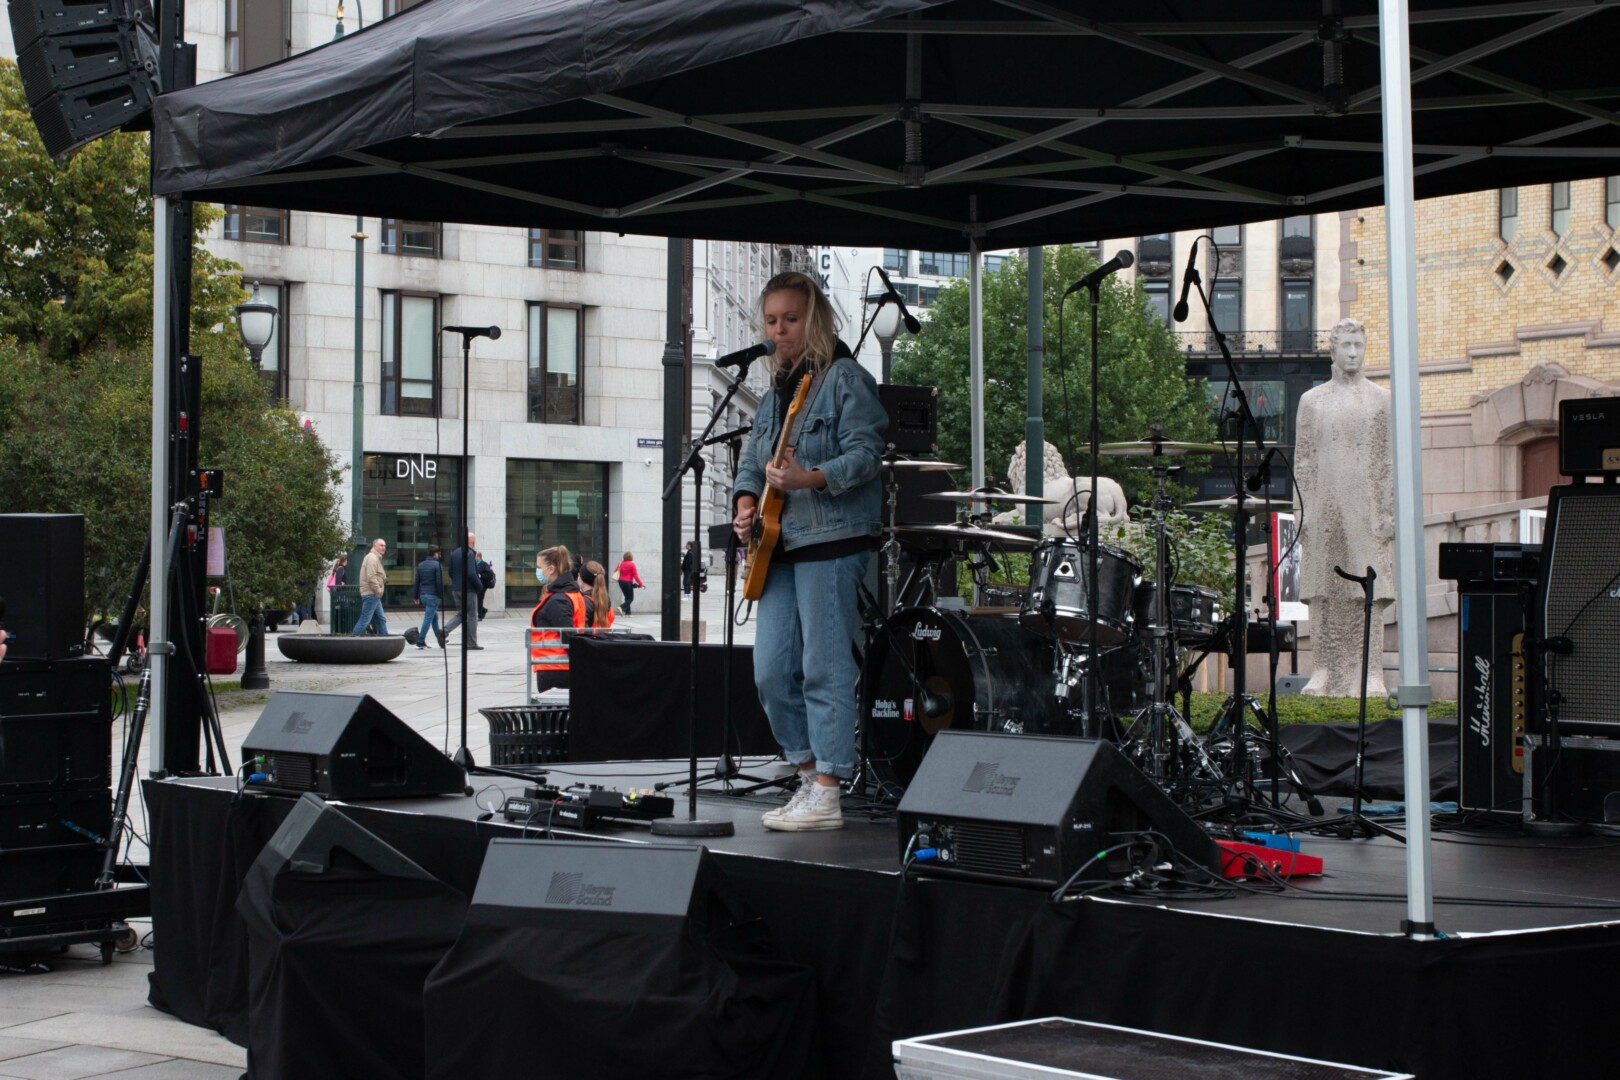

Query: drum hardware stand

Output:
[881, 447, 905, 616]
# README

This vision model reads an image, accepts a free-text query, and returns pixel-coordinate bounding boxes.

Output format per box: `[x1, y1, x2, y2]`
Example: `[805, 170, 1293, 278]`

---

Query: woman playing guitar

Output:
[731, 272, 887, 832]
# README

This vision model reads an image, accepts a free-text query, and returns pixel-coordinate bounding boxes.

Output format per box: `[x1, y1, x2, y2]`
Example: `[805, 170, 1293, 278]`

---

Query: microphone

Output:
[1173, 236, 1203, 323]
[715, 340, 777, 369]
[874, 266, 922, 334]
[1245, 446, 1280, 492]
[1063, 249, 1135, 296]
[443, 325, 502, 340]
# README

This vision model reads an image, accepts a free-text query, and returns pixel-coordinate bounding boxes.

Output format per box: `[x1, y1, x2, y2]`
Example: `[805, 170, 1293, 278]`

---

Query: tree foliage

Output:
[0, 60, 348, 619]
[890, 246, 1214, 502]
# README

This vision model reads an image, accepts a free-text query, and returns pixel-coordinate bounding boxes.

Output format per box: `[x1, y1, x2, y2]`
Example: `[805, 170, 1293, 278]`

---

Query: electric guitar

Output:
[742, 372, 814, 601]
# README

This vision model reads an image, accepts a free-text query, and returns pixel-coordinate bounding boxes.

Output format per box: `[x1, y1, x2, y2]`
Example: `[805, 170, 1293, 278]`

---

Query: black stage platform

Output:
[144, 761, 1620, 1080]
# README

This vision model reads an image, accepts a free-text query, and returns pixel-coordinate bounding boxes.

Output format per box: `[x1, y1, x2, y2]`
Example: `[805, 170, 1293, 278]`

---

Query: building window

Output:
[1212, 224, 1242, 247]
[1281, 279, 1312, 352]
[1608, 177, 1620, 231]
[1551, 182, 1571, 237]
[918, 251, 970, 277]
[528, 302, 583, 425]
[1141, 280, 1171, 326]
[917, 285, 940, 308]
[380, 219, 440, 258]
[357, 452, 462, 607]
[251, 282, 290, 400]
[1281, 216, 1311, 240]
[224, 0, 287, 74]
[222, 205, 289, 244]
[380, 292, 439, 417]
[528, 229, 583, 270]
[505, 460, 610, 609]
[882, 248, 909, 274]
[983, 254, 1007, 275]
[1210, 280, 1242, 334]
[1500, 188, 1518, 242]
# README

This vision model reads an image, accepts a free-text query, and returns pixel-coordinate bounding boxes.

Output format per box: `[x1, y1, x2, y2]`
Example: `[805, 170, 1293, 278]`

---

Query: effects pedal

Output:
[501, 784, 674, 830]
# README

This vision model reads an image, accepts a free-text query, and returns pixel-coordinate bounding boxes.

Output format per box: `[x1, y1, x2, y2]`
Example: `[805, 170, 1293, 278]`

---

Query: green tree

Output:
[0, 60, 348, 619]
[891, 247, 1213, 500]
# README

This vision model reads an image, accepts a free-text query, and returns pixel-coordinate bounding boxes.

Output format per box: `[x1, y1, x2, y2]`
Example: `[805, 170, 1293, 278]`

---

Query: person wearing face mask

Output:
[530, 545, 594, 693]
[731, 271, 886, 832]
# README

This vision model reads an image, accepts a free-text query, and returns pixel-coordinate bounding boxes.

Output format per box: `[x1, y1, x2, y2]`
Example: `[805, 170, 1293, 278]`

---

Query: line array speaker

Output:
[6, 0, 157, 158]
[0, 514, 86, 662]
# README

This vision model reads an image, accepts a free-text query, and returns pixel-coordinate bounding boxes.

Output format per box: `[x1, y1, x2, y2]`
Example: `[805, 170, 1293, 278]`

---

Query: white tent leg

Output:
[149, 197, 171, 774]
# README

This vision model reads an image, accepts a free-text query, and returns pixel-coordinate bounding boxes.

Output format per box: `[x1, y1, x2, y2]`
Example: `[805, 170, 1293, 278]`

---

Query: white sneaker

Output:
[761, 773, 815, 826]
[763, 781, 843, 832]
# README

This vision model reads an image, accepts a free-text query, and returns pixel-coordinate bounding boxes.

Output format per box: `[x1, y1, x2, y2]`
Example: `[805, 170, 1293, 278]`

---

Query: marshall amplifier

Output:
[1558, 396, 1620, 477]
[1456, 591, 1528, 815]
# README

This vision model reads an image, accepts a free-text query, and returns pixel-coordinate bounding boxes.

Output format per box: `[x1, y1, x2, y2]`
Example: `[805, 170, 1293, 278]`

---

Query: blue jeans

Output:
[751, 550, 871, 780]
[351, 593, 388, 635]
[417, 595, 441, 642]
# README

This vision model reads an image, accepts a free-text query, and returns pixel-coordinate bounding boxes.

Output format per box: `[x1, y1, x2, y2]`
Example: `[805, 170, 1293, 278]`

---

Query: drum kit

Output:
[860, 435, 1304, 814]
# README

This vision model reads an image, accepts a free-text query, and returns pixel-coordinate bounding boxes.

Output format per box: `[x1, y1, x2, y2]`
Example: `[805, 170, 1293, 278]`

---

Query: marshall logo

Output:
[912, 622, 943, 641]
[963, 761, 1020, 796]
[1468, 655, 1491, 748]
[871, 698, 900, 719]
[280, 711, 314, 735]
[544, 871, 617, 907]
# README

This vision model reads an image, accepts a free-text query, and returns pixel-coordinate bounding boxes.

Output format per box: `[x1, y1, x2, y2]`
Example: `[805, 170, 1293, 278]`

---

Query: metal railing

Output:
[1174, 329, 1331, 356]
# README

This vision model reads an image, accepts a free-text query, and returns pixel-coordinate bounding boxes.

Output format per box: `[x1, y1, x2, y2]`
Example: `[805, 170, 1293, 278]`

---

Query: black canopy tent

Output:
[146, 0, 1620, 935]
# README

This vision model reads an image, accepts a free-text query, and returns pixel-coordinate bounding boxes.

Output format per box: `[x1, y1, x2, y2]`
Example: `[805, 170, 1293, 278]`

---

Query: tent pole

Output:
[1026, 248, 1043, 502]
[969, 236, 985, 491]
[1378, 0, 1437, 939]
[148, 197, 171, 775]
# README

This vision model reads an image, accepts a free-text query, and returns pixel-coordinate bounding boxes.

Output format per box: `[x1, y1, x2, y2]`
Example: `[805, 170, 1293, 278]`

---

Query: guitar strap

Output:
[783, 365, 829, 454]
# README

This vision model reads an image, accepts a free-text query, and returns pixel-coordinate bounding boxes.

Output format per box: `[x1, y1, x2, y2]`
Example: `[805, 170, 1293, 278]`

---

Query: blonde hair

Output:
[583, 561, 612, 627]
[761, 271, 840, 376]
[538, 545, 573, 576]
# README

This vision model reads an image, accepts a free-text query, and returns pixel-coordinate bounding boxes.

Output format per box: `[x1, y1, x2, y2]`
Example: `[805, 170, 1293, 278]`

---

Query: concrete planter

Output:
[277, 634, 406, 664]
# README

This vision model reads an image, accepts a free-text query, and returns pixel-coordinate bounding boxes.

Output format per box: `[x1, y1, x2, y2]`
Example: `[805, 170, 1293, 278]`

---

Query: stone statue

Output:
[1294, 318, 1396, 698]
[1000, 440, 1128, 535]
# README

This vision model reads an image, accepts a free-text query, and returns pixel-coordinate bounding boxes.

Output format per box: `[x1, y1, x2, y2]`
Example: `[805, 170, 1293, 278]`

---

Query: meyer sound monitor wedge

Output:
[897, 731, 1219, 886]
[242, 691, 465, 800]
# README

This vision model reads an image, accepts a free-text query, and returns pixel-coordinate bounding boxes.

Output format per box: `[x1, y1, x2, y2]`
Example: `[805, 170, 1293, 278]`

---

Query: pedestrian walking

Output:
[412, 545, 444, 648]
[350, 538, 390, 636]
[613, 551, 645, 615]
[680, 541, 698, 595]
[441, 532, 482, 649]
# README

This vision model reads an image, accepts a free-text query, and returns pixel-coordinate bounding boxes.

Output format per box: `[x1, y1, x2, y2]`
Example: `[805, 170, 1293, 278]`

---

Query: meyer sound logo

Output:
[545, 871, 617, 907]
[280, 711, 314, 735]
[963, 761, 1021, 796]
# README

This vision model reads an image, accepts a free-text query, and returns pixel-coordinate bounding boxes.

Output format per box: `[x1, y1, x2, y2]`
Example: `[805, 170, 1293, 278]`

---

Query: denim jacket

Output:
[732, 352, 886, 550]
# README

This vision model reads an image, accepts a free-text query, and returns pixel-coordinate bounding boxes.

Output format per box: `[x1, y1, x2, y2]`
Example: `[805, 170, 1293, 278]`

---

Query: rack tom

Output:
[1020, 538, 1141, 647]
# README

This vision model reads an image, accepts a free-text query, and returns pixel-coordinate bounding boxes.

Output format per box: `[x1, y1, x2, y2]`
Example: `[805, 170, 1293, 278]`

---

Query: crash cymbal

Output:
[1184, 495, 1293, 514]
[1099, 438, 1226, 457]
[893, 522, 1039, 549]
[880, 458, 962, 471]
[921, 488, 1060, 506]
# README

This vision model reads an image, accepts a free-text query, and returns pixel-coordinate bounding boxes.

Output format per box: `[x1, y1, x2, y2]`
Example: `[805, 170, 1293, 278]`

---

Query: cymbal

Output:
[893, 522, 1039, 549]
[1099, 438, 1226, 457]
[1184, 495, 1293, 514]
[881, 458, 961, 472]
[921, 488, 1059, 506]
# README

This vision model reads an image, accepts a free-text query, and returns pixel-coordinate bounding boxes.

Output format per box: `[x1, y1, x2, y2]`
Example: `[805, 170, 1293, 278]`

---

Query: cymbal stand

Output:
[881, 448, 904, 616]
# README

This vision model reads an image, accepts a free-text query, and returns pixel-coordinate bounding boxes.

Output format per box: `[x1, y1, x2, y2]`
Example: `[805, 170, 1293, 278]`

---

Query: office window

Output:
[381, 292, 439, 417]
[917, 285, 940, 309]
[1281, 216, 1311, 239]
[1281, 279, 1312, 351]
[224, 0, 287, 73]
[983, 255, 1007, 275]
[1551, 182, 1571, 237]
[882, 248, 909, 274]
[380, 219, 440, 258]
[1142, 280, 1170, 326]
[1608, 177, 1620, 231]
[1212, 224, 1242, 247]
[1500, 188, 1518, 242]
[918, 251, 970, 277]
[528, 303, 583, 425]
[223, 205, 289, 244]
[528, 229, 583, 270]
[506, 460, 609, 609]
[1211, 280, 1242, 333]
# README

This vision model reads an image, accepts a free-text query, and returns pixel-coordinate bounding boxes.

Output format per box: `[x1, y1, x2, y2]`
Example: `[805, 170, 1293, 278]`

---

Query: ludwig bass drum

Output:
[862, 607, 1060, 789]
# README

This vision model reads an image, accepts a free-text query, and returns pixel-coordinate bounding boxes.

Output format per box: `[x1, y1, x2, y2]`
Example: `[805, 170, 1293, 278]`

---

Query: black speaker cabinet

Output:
[1457, 590, 1528, 815]
[1558, 396, 1620, 477]
[0, 514, 85, 662]
[1534, 484, 1620, 735]
[253, 792, 438, 880]
[0, 788, 108, 900]
[897, 730, 1219, 886]
[6, 0, 136, 50]
[242, 691, 465, 800]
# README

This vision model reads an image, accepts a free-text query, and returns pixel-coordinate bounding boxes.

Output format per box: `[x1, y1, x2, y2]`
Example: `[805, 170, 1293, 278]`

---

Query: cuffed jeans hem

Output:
[815, 760, 854, 781]
[781, 751, 814, 767]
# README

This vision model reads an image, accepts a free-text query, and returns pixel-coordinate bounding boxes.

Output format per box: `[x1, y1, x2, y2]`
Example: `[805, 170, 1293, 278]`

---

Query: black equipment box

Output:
[1558, 396, 1620, 477]
[502, 785, 673, 830]
[897, 731, 1218, 887]
[1456, 591, 1528, 815]
[1437, 542, 1541, 586]
[242, 691, 465, 800]
[880, 384, 938, 455]
[0, 657, 112, 792]
[0, 513, 86, 662]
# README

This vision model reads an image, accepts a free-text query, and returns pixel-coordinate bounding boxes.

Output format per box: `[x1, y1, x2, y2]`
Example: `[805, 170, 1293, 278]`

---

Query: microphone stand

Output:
[447, 328, 478, 783]
[1083, 276, 1105, 738]
[652, 364, 757, 838]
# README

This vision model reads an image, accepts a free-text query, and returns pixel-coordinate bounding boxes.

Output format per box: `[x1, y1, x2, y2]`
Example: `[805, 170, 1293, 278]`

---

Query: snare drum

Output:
[1131, 581, 1224, 646]
[1020, 538, 1141, 646]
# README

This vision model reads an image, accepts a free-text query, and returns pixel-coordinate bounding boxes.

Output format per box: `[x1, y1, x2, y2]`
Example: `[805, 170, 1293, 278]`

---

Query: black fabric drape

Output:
[1281, 718, 1459, 801]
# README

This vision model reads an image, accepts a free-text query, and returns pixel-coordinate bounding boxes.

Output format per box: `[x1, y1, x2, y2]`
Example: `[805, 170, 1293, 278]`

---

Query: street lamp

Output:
[865, 290, 902, 383]
[233, 282, 277, 372]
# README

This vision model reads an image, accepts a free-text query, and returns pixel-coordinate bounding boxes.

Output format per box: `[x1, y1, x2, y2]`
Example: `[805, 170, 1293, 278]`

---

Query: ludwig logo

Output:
[963, 761, 1020, 796]
[544, 871, 616, 908]
[912, 622, 943, 641]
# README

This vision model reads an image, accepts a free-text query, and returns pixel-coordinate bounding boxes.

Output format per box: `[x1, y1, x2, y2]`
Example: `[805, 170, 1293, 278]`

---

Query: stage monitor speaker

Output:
[242, 691, 465, 800]
[1534, 484, 1620, 736]
[0, 514, 85, 662]
[897, 730, 1219, 886]
[256, 792, 438, 880]
[1558, 396, 1620, 477]
[1456, 590, 1528, 815]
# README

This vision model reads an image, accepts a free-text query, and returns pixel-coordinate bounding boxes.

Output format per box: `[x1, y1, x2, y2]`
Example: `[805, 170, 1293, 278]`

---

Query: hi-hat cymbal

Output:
[893, 522, 1039, 549]
[1184, 495, 1292, 514]
[921, 488, 1059, 506]
[1099, 438, 1226, 457]
[881, 458, 961, 472]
